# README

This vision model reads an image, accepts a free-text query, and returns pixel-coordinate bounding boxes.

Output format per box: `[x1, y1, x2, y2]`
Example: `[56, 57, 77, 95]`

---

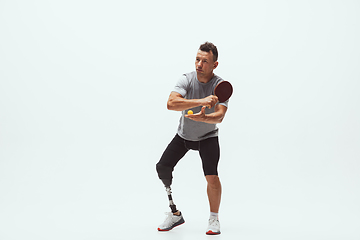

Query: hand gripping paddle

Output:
[214, 81, 233, 102]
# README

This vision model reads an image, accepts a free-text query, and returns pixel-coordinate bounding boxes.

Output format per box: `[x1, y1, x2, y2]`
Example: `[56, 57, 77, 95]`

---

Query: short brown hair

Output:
[199, 42, 218, 62]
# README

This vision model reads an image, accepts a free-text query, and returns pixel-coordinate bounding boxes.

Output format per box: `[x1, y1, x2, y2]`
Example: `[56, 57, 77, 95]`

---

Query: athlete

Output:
[156, 42, 229, 235]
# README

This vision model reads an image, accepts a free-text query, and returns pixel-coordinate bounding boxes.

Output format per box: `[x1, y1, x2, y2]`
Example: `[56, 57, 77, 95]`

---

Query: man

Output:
[156, 42, 229, 235]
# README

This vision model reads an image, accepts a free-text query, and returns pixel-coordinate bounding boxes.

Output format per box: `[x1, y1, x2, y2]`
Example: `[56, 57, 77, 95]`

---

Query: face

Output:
[195, 50, 218, 78]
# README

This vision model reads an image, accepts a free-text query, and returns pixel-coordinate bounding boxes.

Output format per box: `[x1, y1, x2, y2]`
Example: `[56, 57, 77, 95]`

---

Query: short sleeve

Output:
[173, 75, 189, 97]
[217, 99, 229, 108]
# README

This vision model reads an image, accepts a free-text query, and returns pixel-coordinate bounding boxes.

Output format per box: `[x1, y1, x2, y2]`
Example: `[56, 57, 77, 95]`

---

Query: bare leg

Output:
[205, 175, 222, 213]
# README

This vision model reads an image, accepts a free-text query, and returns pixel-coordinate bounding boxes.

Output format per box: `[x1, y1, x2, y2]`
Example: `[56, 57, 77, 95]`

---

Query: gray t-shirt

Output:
[172, 71, 229, 141]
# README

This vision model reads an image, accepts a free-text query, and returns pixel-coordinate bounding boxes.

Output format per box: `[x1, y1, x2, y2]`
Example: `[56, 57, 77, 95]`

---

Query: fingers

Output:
[203, 95, 218, 109]
[185, 106, 206, 119]
[209, 96, 218, 109]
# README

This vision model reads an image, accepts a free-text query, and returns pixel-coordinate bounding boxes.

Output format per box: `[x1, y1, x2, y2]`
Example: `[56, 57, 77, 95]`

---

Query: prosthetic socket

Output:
[156, 163, 178, 213]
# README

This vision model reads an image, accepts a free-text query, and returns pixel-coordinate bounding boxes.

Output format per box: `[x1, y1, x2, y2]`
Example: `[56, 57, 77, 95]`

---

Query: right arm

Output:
[167, 92, 218, 111]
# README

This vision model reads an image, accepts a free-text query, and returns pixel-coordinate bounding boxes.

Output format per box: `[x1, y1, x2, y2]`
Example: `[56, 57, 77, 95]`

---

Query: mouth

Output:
[196, 68, 203, 72]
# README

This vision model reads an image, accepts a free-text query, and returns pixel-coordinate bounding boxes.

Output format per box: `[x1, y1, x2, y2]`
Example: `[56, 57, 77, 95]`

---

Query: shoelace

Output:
[163, 212, 178, 226]
[208, 218, 219, 227]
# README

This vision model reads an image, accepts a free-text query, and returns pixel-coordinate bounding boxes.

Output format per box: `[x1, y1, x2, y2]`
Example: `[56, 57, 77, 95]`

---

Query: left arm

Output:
[185, 104, 227, 124]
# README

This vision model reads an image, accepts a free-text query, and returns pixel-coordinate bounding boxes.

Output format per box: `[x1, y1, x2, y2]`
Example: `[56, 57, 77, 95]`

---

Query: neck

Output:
[197, 72, 214, 83]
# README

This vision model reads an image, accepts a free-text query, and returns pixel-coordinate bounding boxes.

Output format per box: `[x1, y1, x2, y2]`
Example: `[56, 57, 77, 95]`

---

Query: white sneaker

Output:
[158, 212, 185, 231]
[206, 218, 221, 235]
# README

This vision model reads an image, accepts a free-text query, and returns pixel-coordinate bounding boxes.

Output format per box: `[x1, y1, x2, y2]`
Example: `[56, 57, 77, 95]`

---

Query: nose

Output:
[197, 60, 203, 67]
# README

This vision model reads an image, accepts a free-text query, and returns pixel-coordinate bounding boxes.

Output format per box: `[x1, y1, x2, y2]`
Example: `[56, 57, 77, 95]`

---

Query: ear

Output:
[213, 61, 219, 70]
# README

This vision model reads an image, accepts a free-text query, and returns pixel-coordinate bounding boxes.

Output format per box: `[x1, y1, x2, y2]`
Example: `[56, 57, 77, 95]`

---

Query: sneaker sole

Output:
[206, 230, 221, 235]
[158, 219, 185, 231]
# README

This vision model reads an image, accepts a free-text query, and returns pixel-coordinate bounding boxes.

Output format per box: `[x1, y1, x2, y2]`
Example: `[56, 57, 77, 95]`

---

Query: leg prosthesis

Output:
[156, 163, 178, 213]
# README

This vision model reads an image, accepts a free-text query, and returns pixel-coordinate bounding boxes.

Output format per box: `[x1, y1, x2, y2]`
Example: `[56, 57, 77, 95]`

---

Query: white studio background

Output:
[1, 1, 359, 240]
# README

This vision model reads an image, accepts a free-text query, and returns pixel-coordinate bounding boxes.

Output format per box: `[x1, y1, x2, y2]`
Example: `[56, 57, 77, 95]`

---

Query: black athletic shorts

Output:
[157, 134, 220, 176]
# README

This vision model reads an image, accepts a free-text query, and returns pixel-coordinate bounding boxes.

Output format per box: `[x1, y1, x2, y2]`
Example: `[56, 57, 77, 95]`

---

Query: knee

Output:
[156, 163, 171, 177]
[156, 163, 173, 186]
[205, 175, 221, 187]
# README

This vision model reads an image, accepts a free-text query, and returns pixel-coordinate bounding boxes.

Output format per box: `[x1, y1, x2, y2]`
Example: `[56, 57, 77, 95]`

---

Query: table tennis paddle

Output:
[214, 81, 233, 102]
